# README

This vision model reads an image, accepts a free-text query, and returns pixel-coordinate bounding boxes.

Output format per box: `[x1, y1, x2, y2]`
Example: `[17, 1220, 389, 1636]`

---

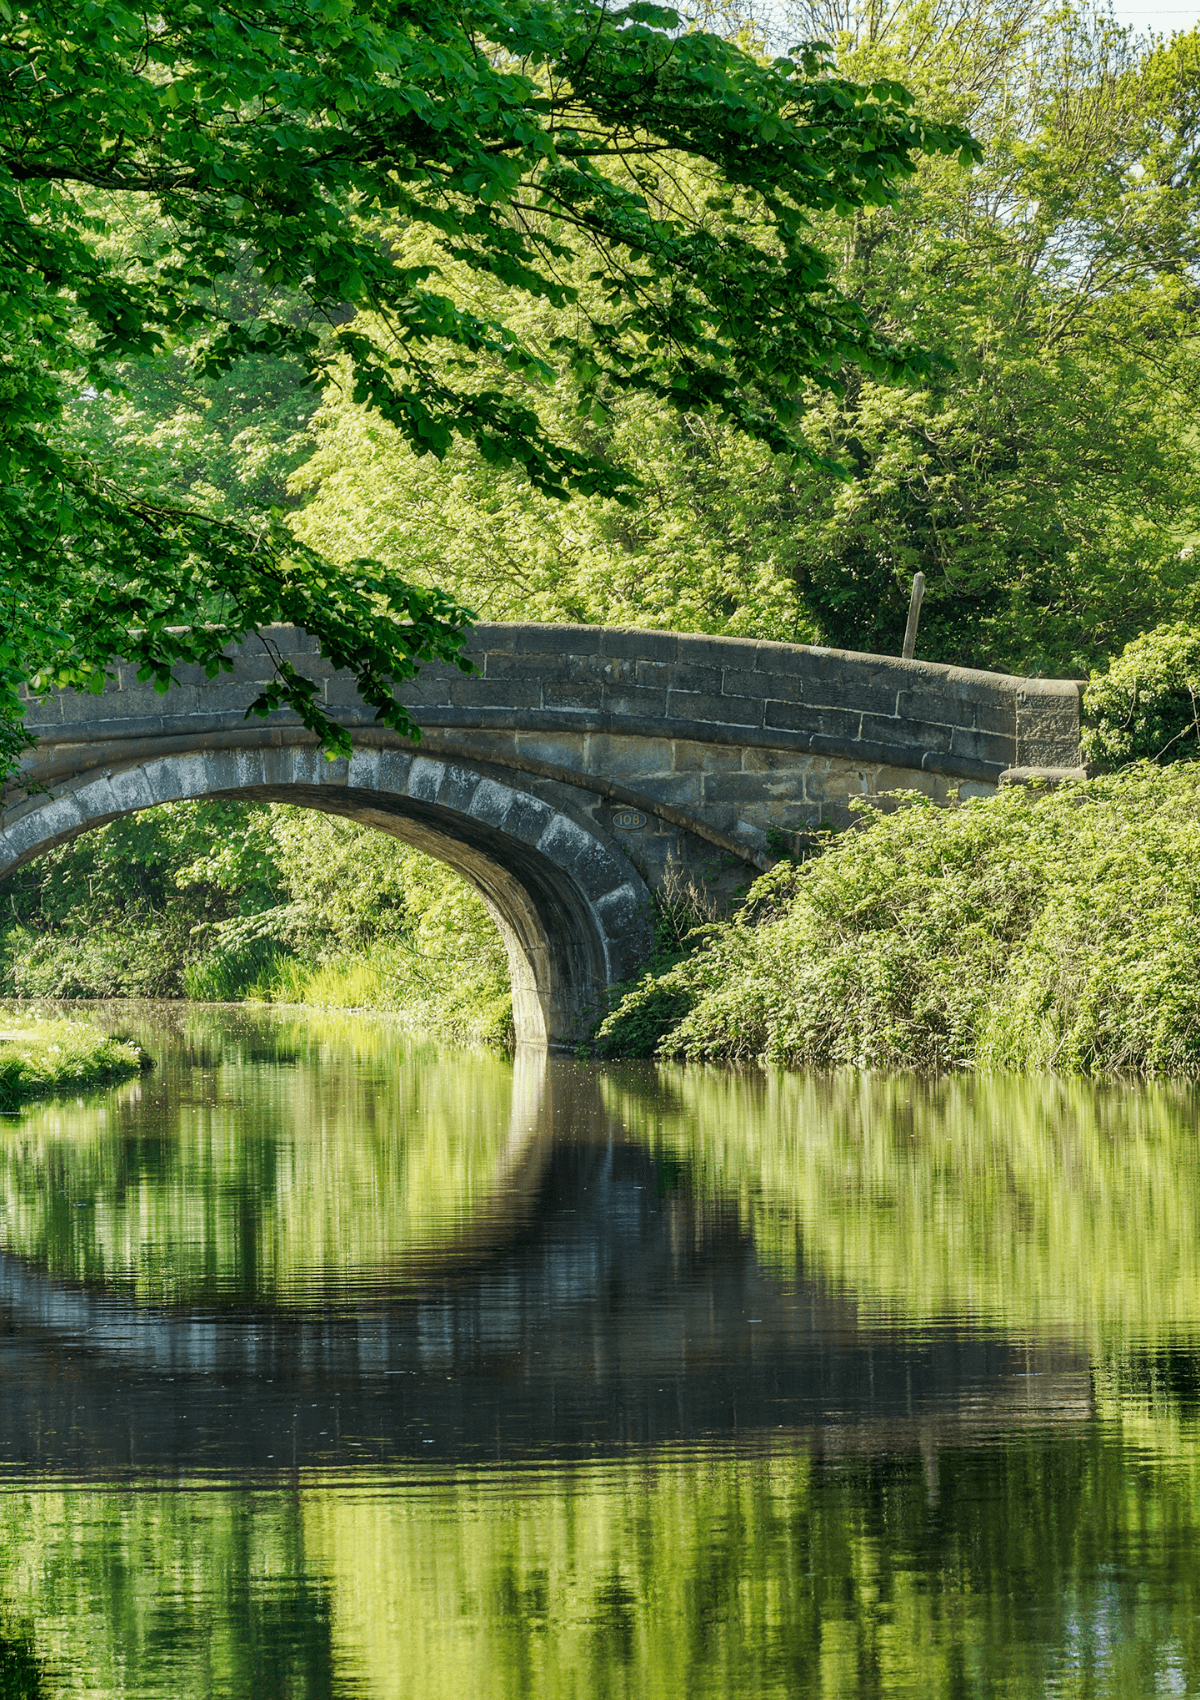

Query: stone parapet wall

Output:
[20, 621, 1084, 786]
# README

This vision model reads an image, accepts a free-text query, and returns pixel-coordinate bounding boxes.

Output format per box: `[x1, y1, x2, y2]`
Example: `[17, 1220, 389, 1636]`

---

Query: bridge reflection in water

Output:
[0, 1011, 1098, 1479]
[1, 1009, 1199, 1700]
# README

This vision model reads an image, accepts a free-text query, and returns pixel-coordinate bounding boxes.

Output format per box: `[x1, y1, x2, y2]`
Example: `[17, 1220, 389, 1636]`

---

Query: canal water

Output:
[1, 1004, 1199, 1698]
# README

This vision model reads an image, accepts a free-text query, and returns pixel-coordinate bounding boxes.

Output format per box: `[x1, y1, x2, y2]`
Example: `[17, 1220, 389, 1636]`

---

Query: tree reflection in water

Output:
[0, 1007, 1196, 1698]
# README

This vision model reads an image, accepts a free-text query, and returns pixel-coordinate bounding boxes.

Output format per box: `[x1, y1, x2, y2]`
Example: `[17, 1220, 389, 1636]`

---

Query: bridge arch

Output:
[2, 621, 1085, 1044]
[0, 739, 652, 1047]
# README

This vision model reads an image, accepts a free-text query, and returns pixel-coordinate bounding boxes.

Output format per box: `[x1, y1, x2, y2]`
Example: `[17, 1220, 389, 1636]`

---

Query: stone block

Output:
[449, 678, 541, 712]
[601, 627, 680, 664]
[199, 751, 248, 795]
[396, 680, 459, 714]
[898, 671, 1008, 722]
[169, 660, 221, 689]
[801, 766, 871, 803]
[632, 773, 704, 809]
[859, 712, 955, 760]
[672, 632, 755, 672]
[470, 623, 521, 654]
[584, 733, 674, 779]
[668, 662, 724, 696]
[500, 790, 556, 846]
[702, 770, 804, 805]
[347, 748, 382, 791]
[106, 766, 156, 815]
[741, 747, 814, 775]
[752, 638, 821, 677]
[144, 755, 205, 804]
[772, 644, 892, 689]
[376, 750, 415, 797]
[206, 750, 251, 792]
[431, 764, 480, 817]
[633, 659, 671, 690]
[323, 674, 372, 709]
[803, 673, 903, 720]
[263, 623, 320, 655]
[59, 685, 168, 726]
[20, 697, 59, 731]
[948, 725, 1019, 769]
[5, 793, 85, 855]
[227, 648, 279, 686]
[600, 685, 669, 719]
[485, 650, 570, 684]
[671, 738, 743, 771]
[543, 683, 605, 712]
[502, 731, 580, 775]
[71, 775, 122, 823]
[765, 701, 862, 743]
[693, 802, 738, 836]
[287, 747, 331, 788]
[867, 762, 941, 796]
[288, 654, 338, 683]
[467, 777, 513, 828]
[536, 813, 623, 902]
[1015, 680, 1083, 767]
[490, 624, 584, 658]
[723, 666, 795, 703]
[406, 758, 446, 802]
[667, 689, 762, 728]
[258, 748, 297, 788]
[595, 881, 654, 960]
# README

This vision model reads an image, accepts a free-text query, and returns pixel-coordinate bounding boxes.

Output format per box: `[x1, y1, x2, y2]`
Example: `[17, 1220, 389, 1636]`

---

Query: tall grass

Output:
[595, 763, 1200, 1075]
[247, 944, 514, 1049]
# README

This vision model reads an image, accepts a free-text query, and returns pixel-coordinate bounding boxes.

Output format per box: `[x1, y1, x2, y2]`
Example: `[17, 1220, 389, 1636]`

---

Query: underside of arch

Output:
[0, 742, 654, 1048]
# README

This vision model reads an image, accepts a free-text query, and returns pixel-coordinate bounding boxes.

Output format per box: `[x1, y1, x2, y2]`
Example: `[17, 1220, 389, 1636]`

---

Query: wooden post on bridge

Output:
[902, 573, 925, 661]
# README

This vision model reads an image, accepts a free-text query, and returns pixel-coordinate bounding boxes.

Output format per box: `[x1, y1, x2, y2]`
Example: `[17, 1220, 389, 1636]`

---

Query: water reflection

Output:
[0, 1007, 1198, 1697]
[4, 1440, 1200, 1699]
[0, 1010, 541, 1305]
[603, 1066, 1200, 1351]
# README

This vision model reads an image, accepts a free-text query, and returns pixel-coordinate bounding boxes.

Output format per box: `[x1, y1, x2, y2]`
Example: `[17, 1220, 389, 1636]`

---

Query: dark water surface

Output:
[1, 1006, 1199, 1697]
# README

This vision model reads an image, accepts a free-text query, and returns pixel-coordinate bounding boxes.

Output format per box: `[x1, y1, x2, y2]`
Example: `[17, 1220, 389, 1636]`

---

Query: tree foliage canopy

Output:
[0, 0, 974, 779]
[289, 0, 1200, 673]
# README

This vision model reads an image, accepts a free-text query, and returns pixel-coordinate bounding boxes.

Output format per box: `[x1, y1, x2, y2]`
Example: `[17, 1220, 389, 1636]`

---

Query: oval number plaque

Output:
[612, 808, 647, 831]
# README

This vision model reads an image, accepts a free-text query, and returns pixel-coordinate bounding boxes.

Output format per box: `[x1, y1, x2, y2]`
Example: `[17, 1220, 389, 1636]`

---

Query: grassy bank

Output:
[0, 1017, 147, 1109]
[594, 762, 1200, 1076]
[228, 945, 513, 1048]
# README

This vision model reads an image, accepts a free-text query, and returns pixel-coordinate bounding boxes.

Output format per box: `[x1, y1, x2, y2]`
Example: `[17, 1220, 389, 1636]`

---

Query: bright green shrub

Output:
[1083, 623, 1200, 770]
[1, 924, 181, 998]
[595, 765, 1200, 1076]
[0, 1019, 146, 1108]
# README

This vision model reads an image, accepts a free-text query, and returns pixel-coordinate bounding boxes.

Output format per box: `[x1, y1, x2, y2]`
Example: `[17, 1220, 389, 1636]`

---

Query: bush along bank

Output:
[592, 763, 1200, 1076]
[0, 1018, 148, 1109]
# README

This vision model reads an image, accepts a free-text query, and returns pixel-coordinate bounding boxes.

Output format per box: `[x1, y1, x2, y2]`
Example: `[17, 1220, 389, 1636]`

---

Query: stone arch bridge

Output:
[0, 624, 1083, 1046]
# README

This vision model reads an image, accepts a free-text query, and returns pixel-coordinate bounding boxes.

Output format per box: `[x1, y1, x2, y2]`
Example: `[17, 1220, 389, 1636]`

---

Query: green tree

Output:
[0, 801, 287, 996]
[781, 0, 1200, 670]
[292, 0, 1200, 674]
[0, 0, 973, 781]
